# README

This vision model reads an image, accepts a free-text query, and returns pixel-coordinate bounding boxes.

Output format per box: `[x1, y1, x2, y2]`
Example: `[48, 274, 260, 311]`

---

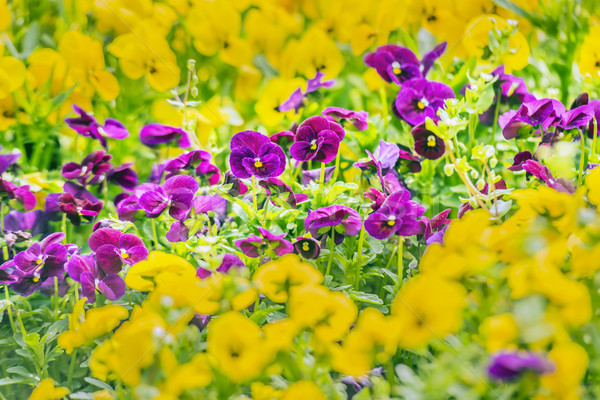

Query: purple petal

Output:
[98, 274, 126, 301]
[95, 244, 123, 274]
[88, 228, 121, 252]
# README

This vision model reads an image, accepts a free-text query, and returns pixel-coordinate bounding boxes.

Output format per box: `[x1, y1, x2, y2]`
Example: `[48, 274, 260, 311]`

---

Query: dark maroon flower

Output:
[138, 175, 199, 220]
[364, 45, 422, 84]
[394, 78, 455, 126]
[259, 178, 308, 209]
[65, 105, 129, 149]
[364, 189, 425, 240]
[508, 151, 533, 172]
[106, 163, 138, 191]
[411, 124, 445, 160]
[197, 254, 245, 279]
[140, 123, 191, 148]
[488, 352, 553, 381]
[397, 146, 422, 173]
[293, 237, 320, 259]
[62, 150, 113, 187]
[229, 131, 287, 179]
[290, 116, 345, 163]
[234, 227, 293, 258]
[89, 228, 148, 274]
[67, 254, 125, 303]
[270, 131, 295, 148]
[419, 209, 451, 244]
[322, 107, 369, 131]
[305, 205, 362, 245]
[57, 191, 103, 226]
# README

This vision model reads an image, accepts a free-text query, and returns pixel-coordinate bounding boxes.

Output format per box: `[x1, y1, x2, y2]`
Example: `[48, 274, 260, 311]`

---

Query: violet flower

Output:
[4, 210, 50, 238]
[57, 182, 104, 226]
[88, 228, 148, 274]
[229, 130, 287, 179]
[269, 131, 295, 148]
[0, 146, 21, 175]
[164, 150, 220, 185]
[420, 42, 448, 76]
[259, 178, 308, 209]
[322, 107, 369, 131]
[140, 123, 192, 148]
[65, 105, 129, 149]
[0, 179, 36, 210]
[106, 163, 138, 191]
[394, 78, 455, 126]
[364, 173, 404, 211]
[488, 352, 553, 381]
[290, 116, 345, 163]
[364, 45, 422, 84]
[67, 254, 126, 303]
[293, 237, 321, 259]
[305, 205, 362, 245]
[234, 227, 293, 258]
[419, 209, 451, 245]
[499, 98, 565, 139]
[354, 140, 400, 177]
[508, 151, 533, 172]
[62, 150, 112, 187]
[197, 254, 245, 279]
[411, 124, 445, 160]
[302, 166, 335, 185]
[559, 105, 594, 130]
[138, 175, 199, 220]
[279, 71, 335, 113]
[222, 170, 249, 196]
[364, 189, 425, 240]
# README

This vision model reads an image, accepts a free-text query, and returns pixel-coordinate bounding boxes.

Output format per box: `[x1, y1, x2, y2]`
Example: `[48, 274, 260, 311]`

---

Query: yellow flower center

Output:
[387, 220, 396, 226]
[393, 67, 402, 75]
[310, 143, 317, 150]
[427, 135, 436, 147]
[36, 258, 44, 265]
[302, 242, 310, 251]
[121, 251, 130, 259]
[417, 101, 426, 110]
[33, 276, 39, 283]
[254, 160, 263, 168]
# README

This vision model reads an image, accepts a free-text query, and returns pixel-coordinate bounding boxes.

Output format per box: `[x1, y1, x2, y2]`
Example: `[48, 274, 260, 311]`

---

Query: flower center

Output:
[36, 258, 44, 265]
[310, 140, 317, 150]
[302, 242, 310, 251]
[392, 62, 402, 75]
[387, 215, 397, 226]
[254, 160, 263, 168]
[121, 251, 130, 259]
[427, 135, 436, 147]
[417, 98, 429, 110]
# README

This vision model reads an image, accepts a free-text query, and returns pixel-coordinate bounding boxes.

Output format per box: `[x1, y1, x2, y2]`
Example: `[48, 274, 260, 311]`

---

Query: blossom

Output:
[234, 227, 293, 258]
[164, 150, 219, 184]
[4, 210, 50, 238]
[259, 178, 308, 208]
[66, 254, 126, 303]
[507, 151, 533, 171]
[488, 352, 553, 381]
[290, 116, 345, 163]
[106, 163, 138, 191]
[365, 189, 425, 239]
[322, 107, 369, 131]
[0, 179, 36, 210]
[522, 160, 575, 193]
[197, 254, 245, 279]
[0, 146, 21, 175]
[140, 123, 191, 148]
[394, 78, 455, 126]
[65, 105, 129, 149]
[354, 140, 400, 178]
[28, 378, 69, 400]
[229, 130, 286, 179]
[279, 71, 335, 113]
[61, 150, 112, 187]
[364, 44, 422, 84]
[499, 98, 565, 139]
[293, 237, 321, 259]
[305, 205, 362, 245]
[56, 183, 104, 226]
[138, 175, 199, 220]
[411, 123, 445, 160]
[88, 228, 148, 274]
[302, 166, 335, 185]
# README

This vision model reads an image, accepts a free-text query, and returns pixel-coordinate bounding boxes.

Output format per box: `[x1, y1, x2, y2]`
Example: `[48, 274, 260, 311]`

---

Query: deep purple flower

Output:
[508, 151, 533, 172]
[499, 99, 566, 139]
[229, 131, 286, 179]
[364, 173, 404, 211]
[164, 150, 220, 185]
[67, 254, 125, 303]
[89, 228, 148, 274]
[279, 71, 335, 113]
[138, 175, 199, 220]
[62, 151, 113, 187]
[222, 170, 249, 196]
[305, 205, 362, 245]
[411, 124, 445, 160]
[559, 105, 594, 130]
[354, 140, 400, 177]
[106, 163, 138, 191]
[522, 160, 575, 193]
[65, 105, 129, 149]
[140, 123, 191, 148]
[419, 209, 451, 244]
[194, 194, 228, 215]
[197, 254, 245, 279]
[290, 116, 345, 163]
[234, 227, 293, 258]
[302, 166, 335, 185]
[259, 178, 308, 209]
[364, 189, 425, 240]
[4, 210, 50, 238]
[293, 237, 321, 259]
[420, 42, 447, 76]
[166, 220, 190, 243]
[492, 65, 536, 104]
[394, 78, 455, 126]
[488, 352, 553, 381]
[322, 107, 369, 131]
[269, 131, 295, 148]
[0, 179, 36, 210]
[0, 147, 21, 175]
[57, 186, 104, 226]
[364, 45, 422, 84]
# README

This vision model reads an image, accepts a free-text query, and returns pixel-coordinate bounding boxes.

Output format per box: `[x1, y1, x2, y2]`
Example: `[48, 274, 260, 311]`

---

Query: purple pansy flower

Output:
[322, 107, 369, 131]
[293, 237, 321, 259]
[67, 254, 126, 303]
[508, 151, 533, 171]
[488, 352, 554, 381]
[411, 123, 445, 160]
[138, 175, 199, 220]
[279, 71, 336, 113]
[269, 131, 295, 148]
[364, 45, 422, 84]
[394, 78, 455, 126]
[259, 178, 308, 209]
[88, 228, 148, 274]
[106, 163, 138, 191]
[164, 150, 220, 185]
[305, 205, 362, 245]
[62, 150, 112, 187]
[197, 254, 245, 279]
[354, 140, 400, 178]
[420, 42, 447, 76]
[4, 210, 50, 238]
[65, 105, 129, 149]
[364, 189, 425, 240]
[229, 131, 287, 179]
[140, 123, 192, 148]
[57, 182, 104, 226]
[364, 173, 404, 211]
[234, 227, 293, 258]
[0, 147, 21, 175]
[499, 98, 566, 139]
[290, 116, 345, 163]
[0, 179, 36, 210]
[419, 209, 451, 245]
[559, 105, 594, 130]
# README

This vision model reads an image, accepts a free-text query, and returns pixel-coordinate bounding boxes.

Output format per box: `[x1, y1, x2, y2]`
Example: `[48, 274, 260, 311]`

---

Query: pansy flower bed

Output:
[1, 1, 600, 399]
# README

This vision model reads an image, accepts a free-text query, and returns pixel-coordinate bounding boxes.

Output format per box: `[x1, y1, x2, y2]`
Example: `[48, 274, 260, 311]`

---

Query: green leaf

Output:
[250, 305, 284, 325]
[84, 377, 113, 391]
[0, 378, 28, 386]
[349, 291, 384, 305]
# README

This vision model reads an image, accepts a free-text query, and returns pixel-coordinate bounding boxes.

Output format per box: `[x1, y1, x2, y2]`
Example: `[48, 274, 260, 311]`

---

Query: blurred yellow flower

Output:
[479, 313, 518, 352]
[281, 381, 327, 400]
[255, 77, 305, 127]
[0, 56, 26, 99]
[125, 251, 196, 291]
[28, 379, 69, 400]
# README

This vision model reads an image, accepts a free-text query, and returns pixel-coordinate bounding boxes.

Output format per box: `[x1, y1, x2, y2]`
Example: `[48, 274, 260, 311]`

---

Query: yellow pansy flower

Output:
[0, 56, 26, 99]
[28, 379, 69, 400]
[479, 313, 518, 352]
[281, 381, 327, 400]
[255, 77, 305, 127]
[0, 0, 10, 32]
[125, 251, 196, 291]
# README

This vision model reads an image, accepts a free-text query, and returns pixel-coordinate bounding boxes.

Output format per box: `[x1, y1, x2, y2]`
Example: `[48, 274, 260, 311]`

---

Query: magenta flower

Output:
[508, 151, 533, 171]
[364, 189, 425, 240]
[302, 166, 335, 185]
[394, 78, 455, 126]
[559, 105, 594, 130]
[322, 107, 369, 131]
[140, 123, 191, 148]
[164, 150, 220, 185]
[65, 105, 129, 149]
[499, 98, 565, 139]
[290, 116, 345, 163]
[229, 131, 286, 179]
[419, 209, 451, 245]
[234, 227, 293, 258]
[521, 160, 575, 193]
[0, 179, 36, 210]
[269, 131, 295, 148]
[354, 140, 400, 177]
[293, 237, 321, 259]
[56, 183, 104, 226]
[106, 163, 138, 191]
[364, 45, 422, 84]
[197, 254, 245, 279]
[488, 352, 553, 381]
[62, 150, 112, 187]
[67, 254, 126, 303]
[411, 124, 445, 160]
[138, 175, 199, 220]
[305, 205, 362, 245]
[89, 228, 148, 274]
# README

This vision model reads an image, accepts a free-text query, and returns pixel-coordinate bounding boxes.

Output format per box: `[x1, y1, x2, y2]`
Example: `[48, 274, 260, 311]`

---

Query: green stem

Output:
[353, 225, 366, 290]
[394, 237, 404, 293]
[385, 359, 395, 389]
[491, 94, 501, 146]
[331, 152, 341, 182]
[592, 117, 598, 163]
[325, 229, 335, 276]
[1, 204, 7, 260]
[252, 175, 258, 212]
[380, 88, 389, 131]
[61, 213, 67, 243]
[66, 349, 77, 389]
[578, 132, 586, 187]
[151, 218, 160, 251]
[317, 162, 326, 206]
[4, 285, 16, 335]
[468, 113, 477, 147]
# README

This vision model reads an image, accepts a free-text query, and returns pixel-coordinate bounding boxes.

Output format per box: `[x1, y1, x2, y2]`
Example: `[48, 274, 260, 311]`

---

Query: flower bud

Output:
[443, 163, 455, 176]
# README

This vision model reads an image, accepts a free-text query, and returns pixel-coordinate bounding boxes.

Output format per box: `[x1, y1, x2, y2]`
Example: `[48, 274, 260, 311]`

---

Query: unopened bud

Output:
[443, 163, 455, 176]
